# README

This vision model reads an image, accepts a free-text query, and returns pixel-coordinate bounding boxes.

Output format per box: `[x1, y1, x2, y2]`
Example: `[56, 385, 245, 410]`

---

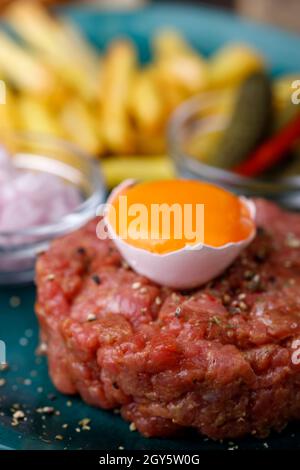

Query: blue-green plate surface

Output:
[1, 3, 300, 451]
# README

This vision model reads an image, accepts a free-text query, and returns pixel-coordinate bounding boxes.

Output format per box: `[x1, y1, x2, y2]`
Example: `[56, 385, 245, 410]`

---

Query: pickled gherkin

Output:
[212, 73, 272, 169]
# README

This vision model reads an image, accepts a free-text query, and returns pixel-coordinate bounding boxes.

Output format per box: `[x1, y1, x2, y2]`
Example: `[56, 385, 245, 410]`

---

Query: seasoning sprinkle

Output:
[11, 409, 25, 427]
[254, 248, 268, 263]
[222, 294, 231, 305]
[286, 233, 300, 248]
[91, 274, 101, 285]
[129, 422, 136, 432]
[229, 306, 241, 315]
[244, 270, 254, 280]
[87, 313, 97, 322]
[13, 410, 25, 420]
[225, 323, 236, 330]
[247, 273, 264, 292]
[175, 306, 181, 317]
[239, 301, 248, 311]
[39, 342, 48, 353]
[211, 316, 222, 326]
[132, 282, 141, 290]
[55, 435, 64, 441]
[140, 287, 148, 294]
[36, 406, 55, 415]
[79, 418, 91, 427]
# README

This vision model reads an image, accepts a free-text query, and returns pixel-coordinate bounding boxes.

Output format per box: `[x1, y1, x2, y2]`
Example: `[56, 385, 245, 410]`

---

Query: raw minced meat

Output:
[35, 199, 300, 440]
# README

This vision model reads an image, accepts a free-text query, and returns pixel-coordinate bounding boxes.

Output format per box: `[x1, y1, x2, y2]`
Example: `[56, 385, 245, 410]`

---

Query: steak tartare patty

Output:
[35, 199, 300, 440]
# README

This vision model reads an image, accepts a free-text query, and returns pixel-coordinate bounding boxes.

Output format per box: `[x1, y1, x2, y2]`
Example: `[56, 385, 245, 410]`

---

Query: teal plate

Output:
[61, 3, 300, 74]
[1, 3, 300, 451]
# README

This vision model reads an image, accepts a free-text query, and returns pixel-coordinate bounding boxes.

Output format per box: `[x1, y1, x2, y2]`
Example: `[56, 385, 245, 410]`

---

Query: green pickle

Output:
[211, 72, 272, 169]
[273, 100, 300, 132]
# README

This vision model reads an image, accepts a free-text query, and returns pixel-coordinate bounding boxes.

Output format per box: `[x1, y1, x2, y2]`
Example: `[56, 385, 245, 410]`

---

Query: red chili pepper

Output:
[234, 112, 300, 177]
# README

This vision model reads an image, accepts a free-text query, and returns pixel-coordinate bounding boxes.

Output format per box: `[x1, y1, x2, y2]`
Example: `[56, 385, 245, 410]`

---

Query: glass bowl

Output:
[0, 133, 106, 285]
[168, 93, 300, 208]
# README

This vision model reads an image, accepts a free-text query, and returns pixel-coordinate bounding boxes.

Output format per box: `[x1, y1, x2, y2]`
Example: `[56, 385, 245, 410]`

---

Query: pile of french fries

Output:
[0, 1, 267, 186]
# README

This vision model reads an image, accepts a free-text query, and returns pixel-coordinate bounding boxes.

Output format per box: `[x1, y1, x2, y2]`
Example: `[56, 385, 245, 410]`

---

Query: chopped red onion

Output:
[0, 147, 81, 233]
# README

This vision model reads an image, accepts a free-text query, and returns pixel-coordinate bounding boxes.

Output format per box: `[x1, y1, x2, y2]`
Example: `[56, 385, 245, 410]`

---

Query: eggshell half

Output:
[105, 180, 256, 289]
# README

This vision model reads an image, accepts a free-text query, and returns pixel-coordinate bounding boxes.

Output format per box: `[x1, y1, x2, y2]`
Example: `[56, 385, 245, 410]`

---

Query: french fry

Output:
[51, 18, 100, 101]
[5, 1, 100, 101]
[61, 20, 100, 76]
[153, 29, 197, 59]
[129, 69, 166, 133]
[152, 71, 188, 112]
[0, 6, 270, 172]
[18, 94, 63, 136]
[209, 43, 265, 88]
[102, 155, 175, 188]
[156, 55, 209, 95]
[101, 40, 137, 154]
[153, 30, 209, 95]
[60, 98, 104, 157]
[0, 31, 55, 96]
[0, 85, 19, 153]
[0, 85, 17, 133]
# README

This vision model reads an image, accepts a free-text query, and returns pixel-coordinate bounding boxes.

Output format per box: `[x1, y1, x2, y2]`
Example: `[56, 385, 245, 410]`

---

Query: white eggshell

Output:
[105, 180, 256, 289]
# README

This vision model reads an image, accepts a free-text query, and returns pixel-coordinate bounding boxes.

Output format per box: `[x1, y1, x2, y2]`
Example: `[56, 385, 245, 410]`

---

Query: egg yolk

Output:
[108, 179, 254, 254]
